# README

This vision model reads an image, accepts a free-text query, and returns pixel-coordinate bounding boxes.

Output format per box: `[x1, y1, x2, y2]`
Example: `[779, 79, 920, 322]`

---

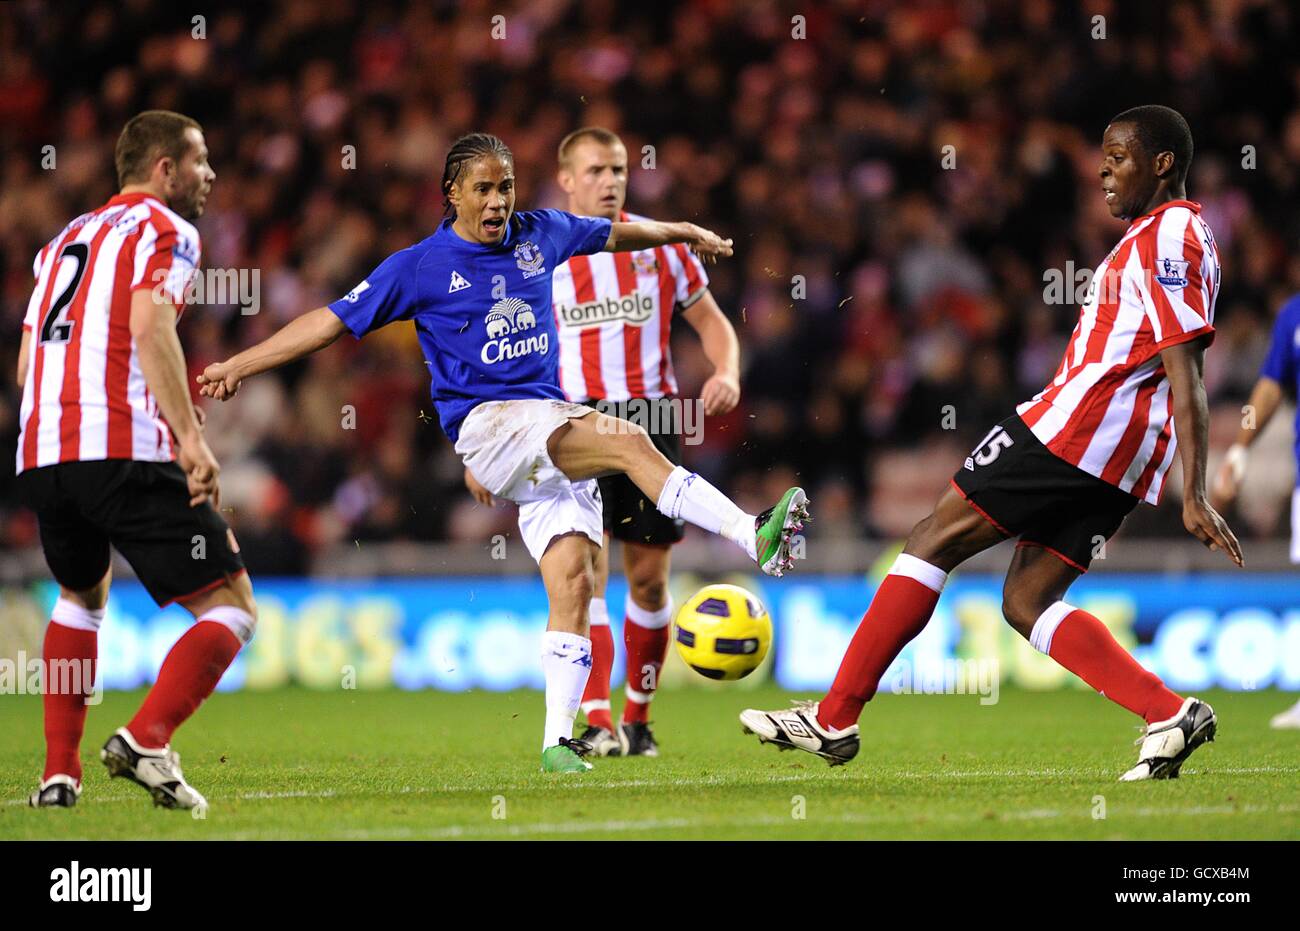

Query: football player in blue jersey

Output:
[1212, 291, 1300, 729]
[198, 133, 808, 772]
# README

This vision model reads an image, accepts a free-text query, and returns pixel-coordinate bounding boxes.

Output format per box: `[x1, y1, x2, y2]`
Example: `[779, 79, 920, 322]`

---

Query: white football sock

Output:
[541, 630, 593, 751]
[1028, 601, 1075, 655]
[656, 466, 757, 560]
[624, 594, 673, 630]
[200, 605, 257, 645]
[51, 598, 105, 631]
[888, 553, 949, 594]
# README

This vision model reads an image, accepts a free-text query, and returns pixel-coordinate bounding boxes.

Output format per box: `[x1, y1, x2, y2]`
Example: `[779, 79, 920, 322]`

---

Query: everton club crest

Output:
[515, 240, 546, 279]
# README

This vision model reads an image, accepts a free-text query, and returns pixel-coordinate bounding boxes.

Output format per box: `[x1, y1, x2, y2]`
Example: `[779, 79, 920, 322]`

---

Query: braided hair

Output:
[441, 133, 514, 217]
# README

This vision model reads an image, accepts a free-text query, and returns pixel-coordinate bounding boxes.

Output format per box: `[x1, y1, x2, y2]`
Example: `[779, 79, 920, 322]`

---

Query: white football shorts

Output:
[455, 399, 603, 563]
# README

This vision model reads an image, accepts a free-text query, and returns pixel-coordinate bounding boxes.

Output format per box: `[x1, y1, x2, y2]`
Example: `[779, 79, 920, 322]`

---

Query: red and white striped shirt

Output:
[17, 191, 200, 474]
[552, 211, 709, 401]
[1017, 200, 1220, 504]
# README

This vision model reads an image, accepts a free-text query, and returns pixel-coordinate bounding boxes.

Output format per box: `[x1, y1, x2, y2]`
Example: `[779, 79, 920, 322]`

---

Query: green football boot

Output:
[754, 487, 809, 577]
[541, 737, 594, 773]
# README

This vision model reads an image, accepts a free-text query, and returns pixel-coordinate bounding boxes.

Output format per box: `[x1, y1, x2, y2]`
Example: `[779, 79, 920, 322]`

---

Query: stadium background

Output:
[0, 0, 1297, 696]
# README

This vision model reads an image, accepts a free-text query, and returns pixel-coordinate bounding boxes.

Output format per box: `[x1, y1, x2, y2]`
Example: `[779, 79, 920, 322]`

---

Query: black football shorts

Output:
[585, 397, 687, 546]
[16, 459, 246, 606]
[951, 414, 1140, 571]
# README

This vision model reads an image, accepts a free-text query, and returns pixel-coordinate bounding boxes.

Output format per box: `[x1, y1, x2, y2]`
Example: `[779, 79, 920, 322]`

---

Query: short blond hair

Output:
[557, 126, 624, 168]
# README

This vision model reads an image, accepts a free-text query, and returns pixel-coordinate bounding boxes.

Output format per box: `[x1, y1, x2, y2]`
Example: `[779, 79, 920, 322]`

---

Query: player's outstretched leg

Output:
[577, 539, 621, 757]
[101, 575, 256, 810]
[548, 413, 808, 577]
[741, 484, 1004, 765]
[1001, 545, 1215, 780]
[538, 534, 600, 773]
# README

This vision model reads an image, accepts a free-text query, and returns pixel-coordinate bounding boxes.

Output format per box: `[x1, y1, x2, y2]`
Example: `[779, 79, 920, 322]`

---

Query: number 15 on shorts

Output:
[965, 426, 1014, 471]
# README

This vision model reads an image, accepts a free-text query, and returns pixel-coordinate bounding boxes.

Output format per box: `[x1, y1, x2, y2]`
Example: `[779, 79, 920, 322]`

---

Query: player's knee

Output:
[227, 573, 258, 620]
[905, 512, 953, 563]
[185, 575, 258, 643]
[239, 596, 259, 642]
[556, 557, 595, 609]
[570, 571, 595, 612]
[1000, 588, 1041, 639]
[611, 419, 653, 466]
[906, 512, 937, 548]
[620, 417, 649, 441]
[630, 576, 668, 611]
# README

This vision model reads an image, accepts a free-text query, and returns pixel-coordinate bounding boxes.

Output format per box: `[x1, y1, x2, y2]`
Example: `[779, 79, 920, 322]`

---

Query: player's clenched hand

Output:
[464, 467, 494, 507]
[179, 434, 221, 508]
[1183, 496, 1243, 567]
[197, 361, 242, 401]
[685, 224, 734, 264]
[701, 370, 740, 416]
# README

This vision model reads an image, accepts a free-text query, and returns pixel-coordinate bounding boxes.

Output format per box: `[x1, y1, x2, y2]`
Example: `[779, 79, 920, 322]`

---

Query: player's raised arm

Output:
[1161, 337, 1243, 566]
[200, 245, 419, 401]
[197, 306, 348, 401]
[605, 220, 733, 262]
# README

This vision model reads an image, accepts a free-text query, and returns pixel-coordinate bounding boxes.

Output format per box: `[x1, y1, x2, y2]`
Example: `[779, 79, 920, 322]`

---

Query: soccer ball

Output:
[673, 584, 772, 681]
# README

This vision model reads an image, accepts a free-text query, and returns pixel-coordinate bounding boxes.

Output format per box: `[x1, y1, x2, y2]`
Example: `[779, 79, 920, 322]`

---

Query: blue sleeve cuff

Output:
[580, 217, 613, 256]
[327, 300, 369, 339]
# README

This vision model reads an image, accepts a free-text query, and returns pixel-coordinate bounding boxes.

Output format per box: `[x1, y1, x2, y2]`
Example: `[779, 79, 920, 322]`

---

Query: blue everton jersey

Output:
[329, 209, 612, 440]
[1260, 293, 1300, 476]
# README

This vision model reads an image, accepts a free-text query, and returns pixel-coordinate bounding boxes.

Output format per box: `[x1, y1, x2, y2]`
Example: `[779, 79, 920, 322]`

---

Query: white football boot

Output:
[100, 727, 208, 810]
[576, 724, 622, 757]
[1269, 699, 1300, 730]
[1119, 697, 1216, 781]
[740, 699, 859, 766]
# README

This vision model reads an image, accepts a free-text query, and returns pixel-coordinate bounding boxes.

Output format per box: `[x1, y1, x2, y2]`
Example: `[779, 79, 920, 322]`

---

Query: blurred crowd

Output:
[3, 0, 1300, 573]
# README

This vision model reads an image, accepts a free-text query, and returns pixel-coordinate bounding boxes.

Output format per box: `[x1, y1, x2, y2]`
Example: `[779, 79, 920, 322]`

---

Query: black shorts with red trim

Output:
[15, 459, 246, 607]
[584, 397, 686, 546]
[950, 414, 1140, 572]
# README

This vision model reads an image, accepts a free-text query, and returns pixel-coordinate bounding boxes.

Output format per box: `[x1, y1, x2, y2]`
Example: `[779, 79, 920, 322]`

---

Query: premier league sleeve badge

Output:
[1154, 257, 1190, 289]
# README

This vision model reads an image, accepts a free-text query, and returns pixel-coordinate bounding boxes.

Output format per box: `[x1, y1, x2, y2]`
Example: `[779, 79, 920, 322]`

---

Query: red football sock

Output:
[580, 618, 615, 731]
[127, 620, 242, 749]
[42, 619, 98, 783]
[818, 556, 947, 731]
[622, 603, 672, 725]
[1040, 606, 1183, 723]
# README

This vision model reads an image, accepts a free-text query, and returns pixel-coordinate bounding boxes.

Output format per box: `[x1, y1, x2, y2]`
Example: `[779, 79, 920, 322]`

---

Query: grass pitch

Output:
[0, 685, 1296, 840]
